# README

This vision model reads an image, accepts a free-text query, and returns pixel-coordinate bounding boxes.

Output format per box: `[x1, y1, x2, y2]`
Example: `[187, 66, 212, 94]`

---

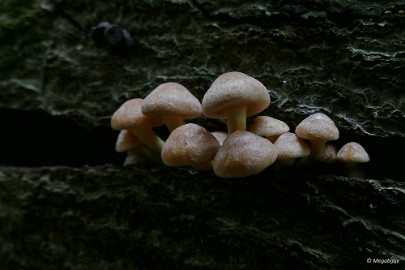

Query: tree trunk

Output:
[1, 1, 404, 269]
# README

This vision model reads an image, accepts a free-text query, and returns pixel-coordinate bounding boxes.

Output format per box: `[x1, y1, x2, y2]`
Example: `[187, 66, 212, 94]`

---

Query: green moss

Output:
[0, 165, 403, 269]
[0, 1, 43, 75]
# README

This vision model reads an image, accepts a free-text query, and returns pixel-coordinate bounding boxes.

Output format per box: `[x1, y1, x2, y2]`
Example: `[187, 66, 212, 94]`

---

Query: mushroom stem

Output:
[124, 146, 163, 166]
[309, 140, 326, 159]
[123, 150, 145, 166]
[296, 140, 326, 168]
[226, 106, 247, 134]
[163, 115, 185, 133]
[138, 145, 163, 164]
[131, 128, 164, 153]
[344, 163, 365, 178]
[278, 158, 295, 167]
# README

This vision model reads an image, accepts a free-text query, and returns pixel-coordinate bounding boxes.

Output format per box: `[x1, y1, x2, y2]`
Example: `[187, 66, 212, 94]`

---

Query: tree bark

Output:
[0, 1, 404, 269]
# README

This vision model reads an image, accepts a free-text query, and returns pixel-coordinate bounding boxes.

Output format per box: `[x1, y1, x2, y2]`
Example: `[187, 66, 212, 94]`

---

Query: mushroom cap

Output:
[202, 71, 270, 118]
[249, 116, 289, 137]
[295, 113, 339, 141]
[337, 142, 370, 163]
[274, 132, 310, 159]
[161, 123, 220, 168]
[210, 131, 227, 145]
[115, 130, 141, 152]
[111, 98, 162, 130]
[213, 131, 278, 178]
[142, 82, 202, 119]
[317, 143, 337, 163]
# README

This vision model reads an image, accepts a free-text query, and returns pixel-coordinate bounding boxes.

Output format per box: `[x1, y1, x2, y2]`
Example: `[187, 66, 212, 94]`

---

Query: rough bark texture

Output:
[1, 165, 404, 269]
[0, 1, 404, 269]
[1, 1, 404, 136]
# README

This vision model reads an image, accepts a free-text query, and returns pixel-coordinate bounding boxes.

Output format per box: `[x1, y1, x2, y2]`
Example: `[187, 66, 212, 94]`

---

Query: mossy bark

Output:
[0, 165, 404, 269]
[1, 1, 404, 136]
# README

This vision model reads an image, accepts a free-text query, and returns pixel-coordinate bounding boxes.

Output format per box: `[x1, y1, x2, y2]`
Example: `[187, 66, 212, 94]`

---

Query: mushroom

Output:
[115, 130, 141, 153]
[161, 123, 220, 170]
[295, 113, 339, 159]
[115, 130, 145, 166]
[202, 71, 270, 134]
[337, 142, 370, 177]
[111, 98, 164, 153]
[123, 149, 146, 166]
[273, 132, 310, 166]
[115, 130, 162, 165]
[141, 82, 202, 132]
[249, 116, 289, 142]
[317, 143, 338, 163]
[213, 131, 278, 178]
[210, 131, 227, 145]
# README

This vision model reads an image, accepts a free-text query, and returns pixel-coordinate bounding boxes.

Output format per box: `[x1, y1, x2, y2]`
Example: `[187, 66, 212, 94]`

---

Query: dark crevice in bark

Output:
[0, 109, 122, 167]
[0, 109, 403, 181]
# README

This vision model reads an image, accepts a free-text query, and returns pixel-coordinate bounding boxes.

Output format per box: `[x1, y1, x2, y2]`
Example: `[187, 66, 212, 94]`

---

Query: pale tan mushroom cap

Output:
[161, 123, 220, 167]
[202, 72, 270, 118]
[213, 131, 278, 178]
[249, 116, 289, 137]
[111, 98, 162, 130]
[295, 113, 339, 141]
[274, 132, 310, 159]
[115, 130, 141, 152]
[142, 82, 202, 119]
[337, 142, 370, 163]
[317, 143, 337, 163]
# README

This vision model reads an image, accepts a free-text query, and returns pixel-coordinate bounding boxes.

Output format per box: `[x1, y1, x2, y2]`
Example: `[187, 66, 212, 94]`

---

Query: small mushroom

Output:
[249, 116, 289, 142]
[115, 130, 145, 166]
[123, 149, 146, 166]
[213, 131, 278, 178]
[111, 98, 164, 153]
[210, 131, 228, 145]
[337, 142, 370, 177]
[115, 130, 162, 166]
[161, 123, 220, 170]
[202, 71, 270, 134]
[317, 143, 338, 164]
[295, 113, 339, 159]
[142, 82, 202, 132]
[273, 132, 310, 166]
[115, 130, 141, 153]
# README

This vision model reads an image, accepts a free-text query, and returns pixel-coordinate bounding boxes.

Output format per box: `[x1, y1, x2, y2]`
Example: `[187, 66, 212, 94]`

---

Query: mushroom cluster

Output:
[111, 71, 370, 178]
